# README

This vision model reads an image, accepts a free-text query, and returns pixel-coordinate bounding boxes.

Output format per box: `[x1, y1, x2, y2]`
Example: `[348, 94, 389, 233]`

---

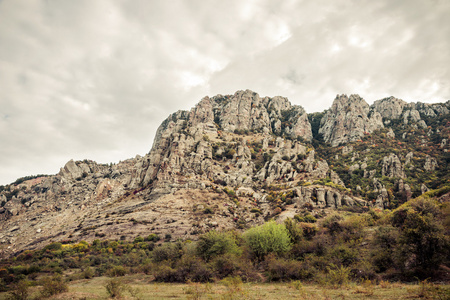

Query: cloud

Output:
[0, 0, 448, 184]
[209, 0, 450, 111]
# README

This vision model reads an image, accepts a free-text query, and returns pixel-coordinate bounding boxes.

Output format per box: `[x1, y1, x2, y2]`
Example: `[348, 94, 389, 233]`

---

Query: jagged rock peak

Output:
[372, 96, 449, 122]
[154, 90, 313, 143]
[319, 94, 384, 147]
[372, 96, 408, 120]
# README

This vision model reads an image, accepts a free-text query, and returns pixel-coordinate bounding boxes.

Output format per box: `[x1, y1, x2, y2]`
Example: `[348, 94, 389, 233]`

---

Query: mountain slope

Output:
[0, 90, 448, 258]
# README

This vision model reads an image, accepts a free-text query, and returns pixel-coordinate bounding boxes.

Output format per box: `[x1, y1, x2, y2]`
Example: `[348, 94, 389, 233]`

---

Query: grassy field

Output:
[0, 275, 448, 300]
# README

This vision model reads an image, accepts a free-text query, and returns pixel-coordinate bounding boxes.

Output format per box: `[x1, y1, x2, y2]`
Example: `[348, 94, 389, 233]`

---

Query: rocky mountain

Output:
[319, 94, 384, 146]
[0, 90, 449, 258]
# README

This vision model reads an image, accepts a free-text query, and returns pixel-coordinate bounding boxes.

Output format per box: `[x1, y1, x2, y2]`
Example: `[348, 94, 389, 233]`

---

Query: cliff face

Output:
[318, 94, 384, 146]
[0, 90, 448, 258]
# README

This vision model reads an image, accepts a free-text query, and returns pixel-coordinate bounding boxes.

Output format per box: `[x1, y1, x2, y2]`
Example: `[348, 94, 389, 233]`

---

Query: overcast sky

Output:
[0, 0, 449, 185]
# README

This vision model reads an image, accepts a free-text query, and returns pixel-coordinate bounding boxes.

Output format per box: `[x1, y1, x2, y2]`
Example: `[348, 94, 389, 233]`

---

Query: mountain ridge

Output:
[0, 90, 449, 258]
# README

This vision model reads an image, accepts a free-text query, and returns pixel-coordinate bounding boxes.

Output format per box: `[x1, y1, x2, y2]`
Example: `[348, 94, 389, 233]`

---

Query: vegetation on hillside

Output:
[310, 111, 450, 209]
[0, 192, 448, 297]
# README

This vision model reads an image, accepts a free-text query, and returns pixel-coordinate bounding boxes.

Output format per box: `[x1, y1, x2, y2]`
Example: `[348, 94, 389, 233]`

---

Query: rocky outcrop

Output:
[414, 102, 449, 117]
[387, 128, 395, 139]
[373, 96, 407, 120]
[397, 179, 412, 202]
[294, 186, 363, 209]
[372, 97, 449, 130]
[212, 90, 312, 141]
[381, 154, 405, 178]
[319, 94, 384, 146]
[424, 155, 438, 171]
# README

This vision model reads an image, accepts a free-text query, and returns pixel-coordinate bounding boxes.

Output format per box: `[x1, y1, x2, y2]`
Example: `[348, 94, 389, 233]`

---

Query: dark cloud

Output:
[0, 0, 448, 184]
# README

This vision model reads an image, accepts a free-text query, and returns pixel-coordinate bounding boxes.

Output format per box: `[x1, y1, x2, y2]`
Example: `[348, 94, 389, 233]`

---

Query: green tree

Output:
[244, 221, 292, 261]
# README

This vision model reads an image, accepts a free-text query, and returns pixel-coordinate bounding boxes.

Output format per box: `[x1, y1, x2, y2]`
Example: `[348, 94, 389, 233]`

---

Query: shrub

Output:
[146, 233, 160, 242]
[328, 245, 358, 267]
[153, 264, 178, 282]
[322, 213, 343, 236]
[211, 253, 240, 279]
[7, 280, 29, 300]
[81, 266, 94, 279]
[105, 278, 126, 298]
[72, 241, 89, 252]
[196, 231, 240, 261]
[411, 279, 450, 299]
[108, 265, 127, 277]
[183, 282, 211, 300]
[221, 276, 246, 298]
[290, 235, 329, 260]
[294, 214, 317, 223]
[203, 207, 214, 214]
[284, 218, 302, 243]
[244, 221, 292, 261]
[265, 255, 310, 281]
[133, 236, 144, 243]
[152, 243, 181, 263]
[39, 274, 68, 298]
[175, 255, 213, 282]
[390, 197, 449, 276]
[325, 264, 351, 287]
[44, 242, 62, 251]
[340, 215, 366, 241]
[299, 223, 317, 240]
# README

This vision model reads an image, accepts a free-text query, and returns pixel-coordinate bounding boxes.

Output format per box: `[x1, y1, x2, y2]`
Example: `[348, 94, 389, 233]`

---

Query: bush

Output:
[265, 255, 310, 281]
[203, 207, 214, 214]
[105, 278, 126, 298]
[325, 264, 351, 287]
[108, 265, 127, 277]
[7, 280, 29, 300]
[146, 233, 160, 242]
[371, 226, 399, 272]
[81, 266, 94, 279]
[284, 218, 302, 243]
[133, 236, 144, 243]
[390, 197, 449, 276]
[322, 213, 343, 236]
[196, 231, 240, 261]
[221, 276, 246, 298]
[183, 282, 211, 299]
[299, 223, 317, 240]
[211, 253, 241, 279]
[328, 245, 358, 267]
[244, 221, 292, 261]
[39, 274, 68, 298]
[175, 255, 213, 282]
[43, 242, 62, 251]
[153, 264, 178, 282]
[152, 243, 182, 263]
[294, 214, 317, 223]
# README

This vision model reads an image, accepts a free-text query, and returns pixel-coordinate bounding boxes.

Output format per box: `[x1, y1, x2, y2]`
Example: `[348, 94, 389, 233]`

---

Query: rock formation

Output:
[0, 90, 448, 258]
[319, 94, 384, 146]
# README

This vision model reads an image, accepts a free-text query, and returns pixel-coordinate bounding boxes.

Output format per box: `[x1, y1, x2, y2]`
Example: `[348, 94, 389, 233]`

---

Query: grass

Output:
[0, 275, 448, 300]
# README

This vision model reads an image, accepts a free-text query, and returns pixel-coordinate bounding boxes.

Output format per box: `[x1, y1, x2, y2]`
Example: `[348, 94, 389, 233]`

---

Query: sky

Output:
[0, 0, 449, 185]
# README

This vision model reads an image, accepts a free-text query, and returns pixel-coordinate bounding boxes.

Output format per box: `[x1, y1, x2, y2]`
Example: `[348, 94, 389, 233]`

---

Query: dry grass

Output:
[0, 276, 448, 300]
